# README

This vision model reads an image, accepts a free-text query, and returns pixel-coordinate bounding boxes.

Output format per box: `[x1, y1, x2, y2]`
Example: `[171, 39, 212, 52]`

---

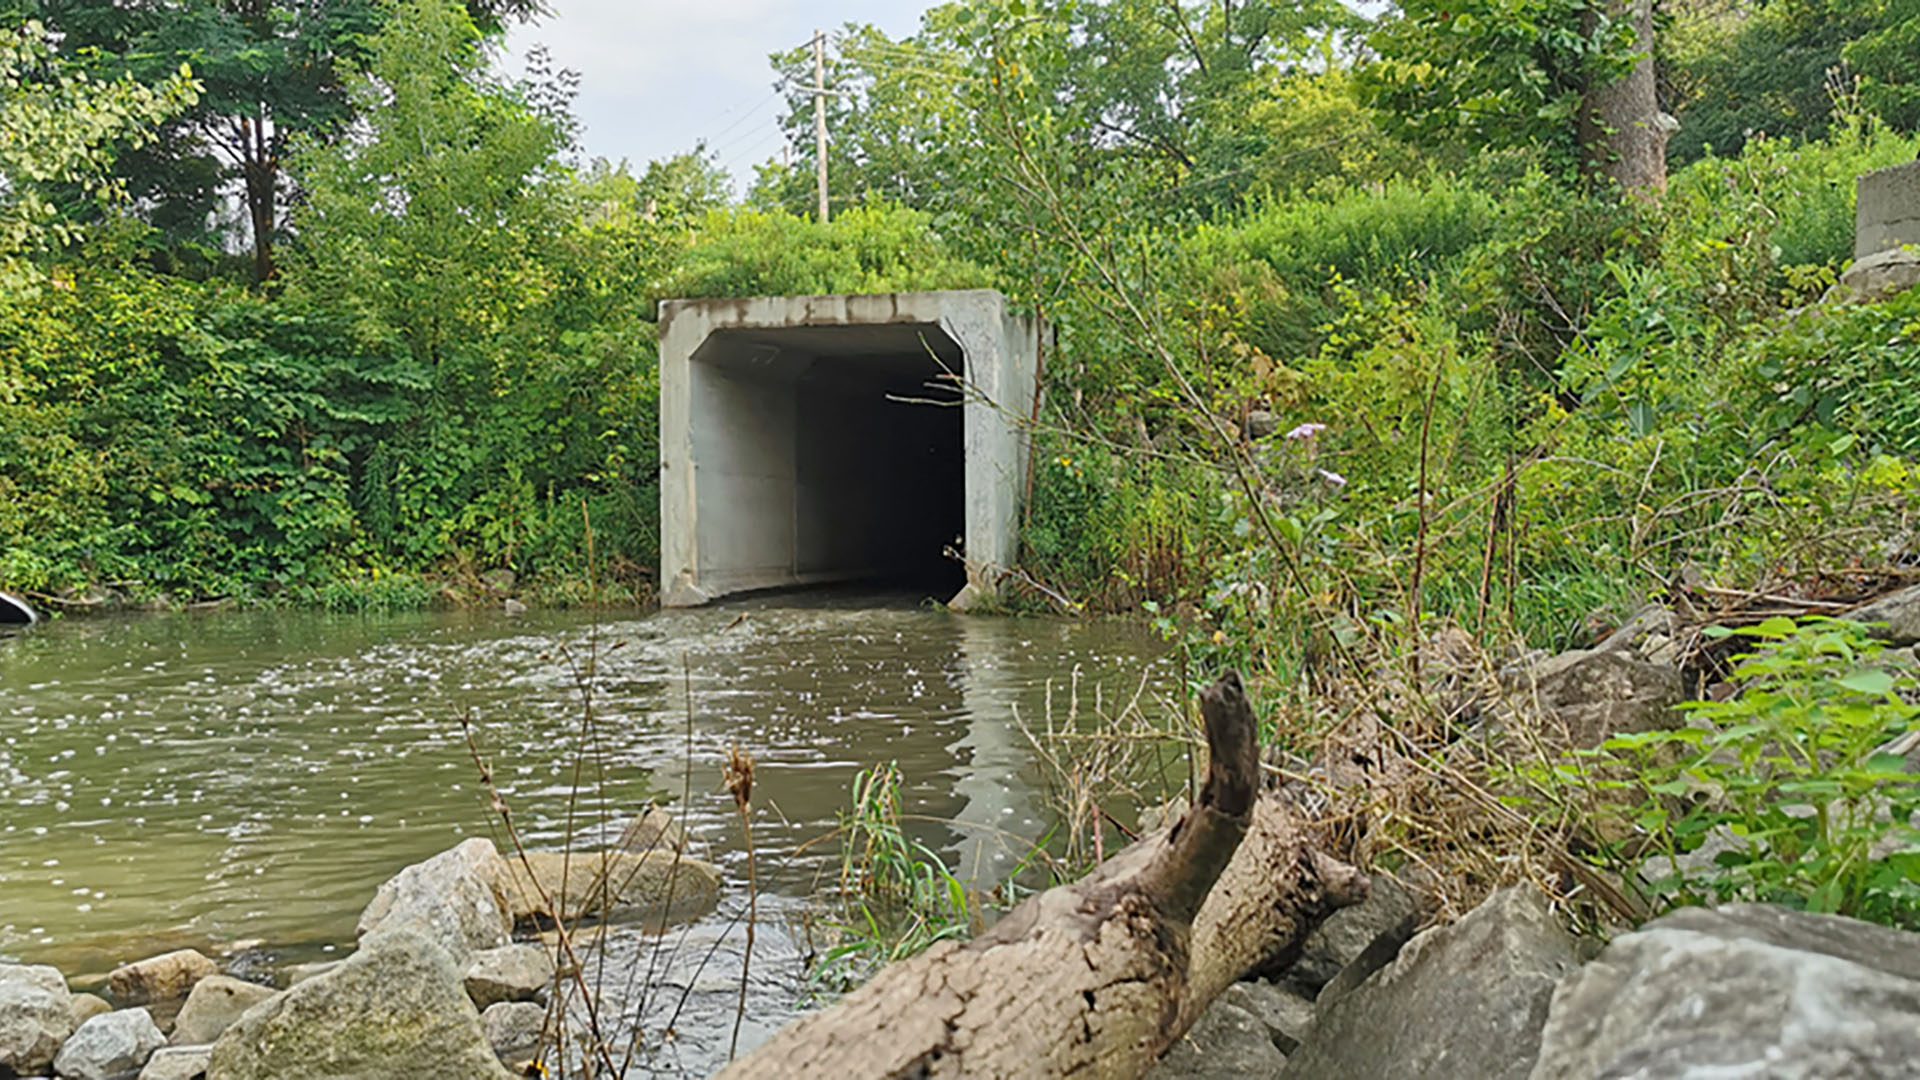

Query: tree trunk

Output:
[1579, 0, 1671, 195]
[720, 673, 1368, 1080]
[240, 116, 278, 284]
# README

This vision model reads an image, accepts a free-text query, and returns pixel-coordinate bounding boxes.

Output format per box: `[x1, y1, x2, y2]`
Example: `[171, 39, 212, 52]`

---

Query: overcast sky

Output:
[503, 1, 932, 188]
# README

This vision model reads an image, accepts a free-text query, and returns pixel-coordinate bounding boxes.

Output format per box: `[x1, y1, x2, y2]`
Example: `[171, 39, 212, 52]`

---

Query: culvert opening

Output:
[687, 323, 967, 601]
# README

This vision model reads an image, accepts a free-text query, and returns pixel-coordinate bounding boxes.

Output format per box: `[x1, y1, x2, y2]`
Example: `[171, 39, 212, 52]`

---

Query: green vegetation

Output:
[1543, 619, 1920, 928]
[812, 763, 976, 987]
[0, 0, 1915, 954]
[5, 0, 1915, 626]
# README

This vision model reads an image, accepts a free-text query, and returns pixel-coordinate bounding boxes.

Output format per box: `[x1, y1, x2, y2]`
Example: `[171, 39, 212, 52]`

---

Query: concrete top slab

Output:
[658, 290, 1011, 331]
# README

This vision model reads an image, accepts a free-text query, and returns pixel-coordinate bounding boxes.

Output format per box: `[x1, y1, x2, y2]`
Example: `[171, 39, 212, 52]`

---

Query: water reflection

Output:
[0, 598, 1166, 991]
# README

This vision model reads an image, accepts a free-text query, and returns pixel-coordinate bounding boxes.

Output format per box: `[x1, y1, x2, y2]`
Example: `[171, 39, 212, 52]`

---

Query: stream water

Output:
[0, 593, 1171, 1074]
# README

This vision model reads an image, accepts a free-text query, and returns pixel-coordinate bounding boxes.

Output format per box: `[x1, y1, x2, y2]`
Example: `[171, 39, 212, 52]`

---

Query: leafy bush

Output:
[1571, 619, 1920, 927]
[655, 201, 989, 302]
[1746, 287, 1920, 457]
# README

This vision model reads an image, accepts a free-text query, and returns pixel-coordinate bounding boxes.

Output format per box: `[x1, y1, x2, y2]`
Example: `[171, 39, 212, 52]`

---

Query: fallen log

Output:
[722, 672, 1368, 1079]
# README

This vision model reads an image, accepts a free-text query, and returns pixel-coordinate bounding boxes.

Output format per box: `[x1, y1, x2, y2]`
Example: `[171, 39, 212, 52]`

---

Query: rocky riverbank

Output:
[1152, 884, 1920, 1077]
[1148, 581, 1920, 1078]
[0, 810, 721, 1080]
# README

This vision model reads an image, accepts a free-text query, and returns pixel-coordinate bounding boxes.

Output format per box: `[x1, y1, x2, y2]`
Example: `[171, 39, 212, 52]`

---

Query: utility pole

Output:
[813, 30, 829, 224]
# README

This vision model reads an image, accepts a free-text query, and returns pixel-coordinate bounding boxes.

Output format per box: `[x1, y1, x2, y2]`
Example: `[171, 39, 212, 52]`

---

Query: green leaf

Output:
[1838, 670, 1896, 696]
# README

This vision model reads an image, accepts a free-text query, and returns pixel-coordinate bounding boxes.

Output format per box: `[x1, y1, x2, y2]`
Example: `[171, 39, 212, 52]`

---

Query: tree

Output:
[2, 0, 544, 283]
[0, 20, 198, 291]
[288, 0, 569, 366]
[1844, 0, 1920, 132]
[752, 1, 1362, 221]
[1363, 0, 1673, 192]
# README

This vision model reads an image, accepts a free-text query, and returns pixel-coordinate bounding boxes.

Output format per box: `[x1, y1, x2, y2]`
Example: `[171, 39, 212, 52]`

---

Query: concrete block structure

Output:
[1856, 161, 1920, 259]
[1844, 162, 1920, 303]
[658, 291, 1042, 608]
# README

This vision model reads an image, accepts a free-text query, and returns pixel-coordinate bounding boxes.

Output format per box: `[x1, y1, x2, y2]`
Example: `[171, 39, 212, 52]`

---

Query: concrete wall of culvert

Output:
[657, 291, 1040, 609]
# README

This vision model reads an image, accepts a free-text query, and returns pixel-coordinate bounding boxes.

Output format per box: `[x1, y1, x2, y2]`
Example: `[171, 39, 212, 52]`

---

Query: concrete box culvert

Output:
[658, 291, 1042, 609]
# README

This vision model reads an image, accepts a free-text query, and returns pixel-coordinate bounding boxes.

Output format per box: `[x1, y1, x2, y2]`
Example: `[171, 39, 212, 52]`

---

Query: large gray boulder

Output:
[1148, 1000, 1286, 1079]
[1281, 886, 1579, 1080]
[1, 962, 75, 1075]
[1850, 584, 1920, 646]
[54, 1008, 166, 1080]
[1280, 873, 1419, 994]
[1532, 904, 1920, 1079]
[169, 976, 277, 1046]
[503, 850, 721, 929]
[356, 838, 513, 965]
[615, 805, 688, 856]
[207, 927, 513, 1080]
[1508, 648, 1685, 751]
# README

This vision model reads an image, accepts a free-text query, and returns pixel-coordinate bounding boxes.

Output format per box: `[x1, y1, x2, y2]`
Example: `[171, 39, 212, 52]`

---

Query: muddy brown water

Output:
[0, 592, 1173, 1074]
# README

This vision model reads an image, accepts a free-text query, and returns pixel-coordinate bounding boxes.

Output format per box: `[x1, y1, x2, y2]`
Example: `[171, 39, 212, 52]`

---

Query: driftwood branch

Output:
[722, 672, 1367, 1079]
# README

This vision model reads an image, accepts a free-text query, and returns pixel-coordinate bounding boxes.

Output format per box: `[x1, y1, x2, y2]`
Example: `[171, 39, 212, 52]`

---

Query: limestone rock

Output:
[139, 1045, 211, 1080]
[1281, 886, 1579, 1080]
[1532, 904, 1920, 1079]
[1593, 605, 1679, 660]
[1220, 980, 1315, 1054]
[463, 944, 553, 1009]
[1851, 583, 1920, 646]
[616, 805, 688, 857]
[108, 950, 217, 1008]
[1507, 648, 1685, 750]
[281, 960, 340, 988]
[503, 850, 720, 928]
[357, 838, 513, 965]
[54, 1008, 166, 1080]
[478, 1001, 547, 1069]
[0, 962, 75, 1075]
[70, 992, 113, 1028]
[1148, 1001, 1286, 1079]
[169, 975, 276, 1046]
[208, 927, 512, 1080]
[1836, 246, 1920, 305]
[1279, 873, 1419, 994]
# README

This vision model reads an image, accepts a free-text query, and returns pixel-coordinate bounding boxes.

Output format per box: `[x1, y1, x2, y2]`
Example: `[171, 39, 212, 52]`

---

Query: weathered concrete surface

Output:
[1532, 904, 1920, 1079]
[1857, 161, 1920, 259]
[658, 291, 1042, 608]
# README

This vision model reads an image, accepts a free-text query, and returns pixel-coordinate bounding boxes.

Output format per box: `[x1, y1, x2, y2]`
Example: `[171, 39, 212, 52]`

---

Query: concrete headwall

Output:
[658, 291, 1042, 608]
[1857, 161, 1920, 259]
